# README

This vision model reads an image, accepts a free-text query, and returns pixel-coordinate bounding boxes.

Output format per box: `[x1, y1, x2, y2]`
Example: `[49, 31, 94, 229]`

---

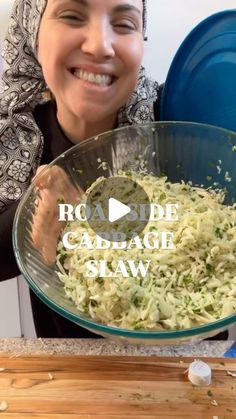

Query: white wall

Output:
[0, 278, 21, 337]
[0, 0, 14, 43]
[144, 0, 236, 83]
[0, 1, 14, 42]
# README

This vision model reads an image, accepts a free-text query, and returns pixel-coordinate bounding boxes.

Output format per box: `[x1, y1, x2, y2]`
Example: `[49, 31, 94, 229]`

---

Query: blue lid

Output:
[160, 10, 236, 132]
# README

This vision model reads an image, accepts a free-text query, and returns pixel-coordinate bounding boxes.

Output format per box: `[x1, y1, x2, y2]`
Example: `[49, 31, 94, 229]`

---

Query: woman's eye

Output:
[59, 14, 85, 23]
[113, 20, 137, 31]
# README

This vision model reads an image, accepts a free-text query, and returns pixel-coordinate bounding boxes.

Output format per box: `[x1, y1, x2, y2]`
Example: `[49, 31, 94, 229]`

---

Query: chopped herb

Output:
[159, 192, 166, 201]
[206, 264, 214, 275]
[59, 253, 67, 265]
[149, 226, 157, 232]
[223, 224, 229, 232]
[95, 277, 104, 285]
[133, 297, 143, 307]
[107, 262, 113, 270]
[133, 321, 142, 330]
[183, 274, 193, 286]
[92, 191, 101, 198]
[215, 227, 223, 239]
[76, 169, 83, 175]
[207, 390, 214, 398]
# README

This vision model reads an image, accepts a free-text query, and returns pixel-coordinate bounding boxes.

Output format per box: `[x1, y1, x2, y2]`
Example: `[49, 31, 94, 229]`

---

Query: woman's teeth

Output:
[73, 69, 112, 86]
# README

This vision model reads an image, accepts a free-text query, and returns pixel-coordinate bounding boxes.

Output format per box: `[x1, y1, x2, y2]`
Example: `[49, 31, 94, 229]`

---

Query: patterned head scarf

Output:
[0, 0, 158, 211]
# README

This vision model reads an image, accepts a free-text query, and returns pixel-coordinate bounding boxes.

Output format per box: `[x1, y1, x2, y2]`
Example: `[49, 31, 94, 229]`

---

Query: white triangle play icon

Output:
[108, 198, 131, 223]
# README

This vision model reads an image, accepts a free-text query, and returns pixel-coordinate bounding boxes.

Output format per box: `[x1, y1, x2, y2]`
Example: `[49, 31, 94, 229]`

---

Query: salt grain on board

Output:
[0, 400, 8, 411]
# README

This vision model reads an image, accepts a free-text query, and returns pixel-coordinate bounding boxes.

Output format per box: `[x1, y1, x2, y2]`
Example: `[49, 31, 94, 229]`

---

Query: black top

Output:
[0, 99, 228, 339]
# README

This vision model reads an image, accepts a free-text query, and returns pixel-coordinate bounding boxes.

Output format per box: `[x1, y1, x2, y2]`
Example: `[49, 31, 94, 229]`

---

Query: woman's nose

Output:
[81, 21, 115, 59]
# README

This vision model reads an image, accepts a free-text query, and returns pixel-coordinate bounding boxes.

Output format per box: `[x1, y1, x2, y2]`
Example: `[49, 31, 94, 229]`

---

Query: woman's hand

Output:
[31, 165, 79, 265]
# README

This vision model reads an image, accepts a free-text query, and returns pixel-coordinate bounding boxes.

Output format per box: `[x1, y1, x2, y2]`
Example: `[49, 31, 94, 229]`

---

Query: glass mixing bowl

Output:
[13, 122, 236, 344]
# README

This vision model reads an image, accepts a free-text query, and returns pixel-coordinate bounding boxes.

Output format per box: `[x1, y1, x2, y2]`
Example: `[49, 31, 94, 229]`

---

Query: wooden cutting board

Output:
[0, 355, 235, 418]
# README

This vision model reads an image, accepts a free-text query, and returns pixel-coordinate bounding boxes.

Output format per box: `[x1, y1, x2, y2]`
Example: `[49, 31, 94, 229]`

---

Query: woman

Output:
[0, 0, 161, 337]
[0, 0, 228, 339]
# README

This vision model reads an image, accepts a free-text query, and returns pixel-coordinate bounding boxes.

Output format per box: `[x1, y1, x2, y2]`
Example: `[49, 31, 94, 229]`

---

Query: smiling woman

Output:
[0, 0, 160, 338]
[0, 0, 157, 212]
[37, 0, 145, 142]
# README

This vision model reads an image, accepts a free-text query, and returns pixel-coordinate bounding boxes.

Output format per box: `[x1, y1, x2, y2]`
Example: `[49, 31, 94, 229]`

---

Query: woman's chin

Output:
[71, 107, 117, 125]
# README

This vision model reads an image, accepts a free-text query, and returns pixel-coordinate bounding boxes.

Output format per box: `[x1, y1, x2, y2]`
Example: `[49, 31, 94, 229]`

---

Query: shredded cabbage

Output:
[56, 173, 236, 331]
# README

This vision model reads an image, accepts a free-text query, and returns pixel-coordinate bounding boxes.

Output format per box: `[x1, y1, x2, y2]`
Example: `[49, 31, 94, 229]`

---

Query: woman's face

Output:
[38, 0, 144, 125]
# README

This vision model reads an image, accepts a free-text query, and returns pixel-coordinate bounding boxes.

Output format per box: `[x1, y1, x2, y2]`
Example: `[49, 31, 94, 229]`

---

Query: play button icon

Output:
[108, 198, 131, 223]
[86, 176, 150, 242]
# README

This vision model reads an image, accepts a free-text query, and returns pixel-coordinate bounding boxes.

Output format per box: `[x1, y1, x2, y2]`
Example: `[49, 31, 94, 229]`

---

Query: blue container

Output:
[161, 10, 236, 132]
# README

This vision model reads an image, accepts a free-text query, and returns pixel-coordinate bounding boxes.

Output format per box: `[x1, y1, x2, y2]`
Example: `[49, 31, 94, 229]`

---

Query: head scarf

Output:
[0, 0, 158, 212]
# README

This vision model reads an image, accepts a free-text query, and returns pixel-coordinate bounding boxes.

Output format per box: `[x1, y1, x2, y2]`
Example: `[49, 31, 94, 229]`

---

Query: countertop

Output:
[0, 338, 233, 357]
[0, 339, 235, 417]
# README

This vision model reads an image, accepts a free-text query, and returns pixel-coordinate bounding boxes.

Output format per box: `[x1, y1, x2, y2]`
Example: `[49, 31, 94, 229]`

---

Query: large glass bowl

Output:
[13, 122, 236, 344]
